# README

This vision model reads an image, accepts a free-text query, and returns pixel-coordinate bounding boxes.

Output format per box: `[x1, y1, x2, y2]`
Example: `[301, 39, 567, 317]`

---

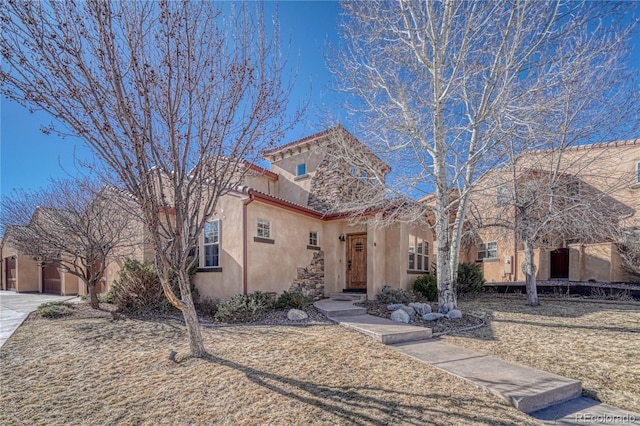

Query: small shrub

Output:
[275, 291, 313, 309]
[37, 301, 75, 318]
[413, 274, 438, 301]
[110, 260, 166, 312]
[195, 297, 219, 319]
[214, 292, 271, 323]
[378, 288, 416, 305]
[456, 263, 486, 295]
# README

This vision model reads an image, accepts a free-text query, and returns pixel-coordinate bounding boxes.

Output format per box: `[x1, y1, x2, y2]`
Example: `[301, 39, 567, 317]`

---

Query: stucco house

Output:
[2, 126, 433, 300]
[460, 140, 640, 284]
[188, 126, 433, 301]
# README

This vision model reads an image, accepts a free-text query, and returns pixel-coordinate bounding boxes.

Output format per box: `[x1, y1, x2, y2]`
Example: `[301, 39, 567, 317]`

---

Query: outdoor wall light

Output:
[338, 234, 346, 242]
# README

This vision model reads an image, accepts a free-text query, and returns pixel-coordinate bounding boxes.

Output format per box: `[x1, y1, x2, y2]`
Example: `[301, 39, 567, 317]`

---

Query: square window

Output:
[297, 163, 307, 176]
[477, 241, 498, 261]
[257, 219, 271, 239]
[309, 231, 318, 247]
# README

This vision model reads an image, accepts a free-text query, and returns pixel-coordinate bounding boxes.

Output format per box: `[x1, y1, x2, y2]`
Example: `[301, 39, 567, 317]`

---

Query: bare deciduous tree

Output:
[329, 0, 636, 312]
[2, 178, 138, 309]
[1, 1, 300, 356]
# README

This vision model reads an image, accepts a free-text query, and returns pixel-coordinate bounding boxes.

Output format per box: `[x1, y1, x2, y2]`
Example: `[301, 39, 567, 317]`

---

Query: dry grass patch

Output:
[443, 295, 640, 413]
[0, 310, 537, 425]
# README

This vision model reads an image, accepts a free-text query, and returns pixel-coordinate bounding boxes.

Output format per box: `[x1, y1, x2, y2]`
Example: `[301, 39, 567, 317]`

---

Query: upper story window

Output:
[309, 231, 319, 247]
[257, 219, 271, 239]
[636, 161, 640, 185]
[296, 163, 307, 177]
[201, 220, 220, 268]
[496, 185, 509, 206]
[477, 241, 498, 261]
[350, 166, 356, 176]
[360, 170, 367, 183]
[408, 235, 429, 272]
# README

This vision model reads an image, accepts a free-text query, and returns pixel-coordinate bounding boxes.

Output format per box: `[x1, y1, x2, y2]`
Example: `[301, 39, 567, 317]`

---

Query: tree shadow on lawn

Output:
[197, 352, 527, 426]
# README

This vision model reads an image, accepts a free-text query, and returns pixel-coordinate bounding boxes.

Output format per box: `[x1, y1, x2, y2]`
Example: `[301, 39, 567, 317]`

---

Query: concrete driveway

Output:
[0, 291, 79, 348]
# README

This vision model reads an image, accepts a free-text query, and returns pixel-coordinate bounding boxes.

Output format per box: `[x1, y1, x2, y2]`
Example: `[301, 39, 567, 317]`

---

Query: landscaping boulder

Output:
[387, 303, 406, 311]
[423, 313, 445, 321]
[390, 309, 410, 323]
[409, 302, 431, 315]
[400, 306, 416, 317]
[447, 309, 463, 320]
[287, 309, 308, 321]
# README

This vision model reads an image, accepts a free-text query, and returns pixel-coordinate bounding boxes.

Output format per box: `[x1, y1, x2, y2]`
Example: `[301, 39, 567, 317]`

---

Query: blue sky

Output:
[1, 1, 639, 200]
[0, 1, 342, 197]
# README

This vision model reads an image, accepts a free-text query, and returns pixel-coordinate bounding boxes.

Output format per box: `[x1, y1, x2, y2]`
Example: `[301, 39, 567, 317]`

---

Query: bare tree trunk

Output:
[523, 239, 539, 306]
[436, 207, 457, 313]
[176, 271, 206, 358]
[87, 283, 100, 309]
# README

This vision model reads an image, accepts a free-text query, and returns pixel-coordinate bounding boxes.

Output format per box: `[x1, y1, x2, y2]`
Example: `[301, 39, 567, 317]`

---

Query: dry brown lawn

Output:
[0, 311, 536, 426]
[443, 295, 640, 414]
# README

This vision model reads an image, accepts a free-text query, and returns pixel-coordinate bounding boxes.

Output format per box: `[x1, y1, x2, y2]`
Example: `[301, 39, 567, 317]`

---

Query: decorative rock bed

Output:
[356, 300, 485, 335]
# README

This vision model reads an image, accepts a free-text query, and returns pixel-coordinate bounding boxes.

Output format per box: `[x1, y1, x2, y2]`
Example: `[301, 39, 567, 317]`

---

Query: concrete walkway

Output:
[315, 295, 640, 423]
[0, 291, 78, 348]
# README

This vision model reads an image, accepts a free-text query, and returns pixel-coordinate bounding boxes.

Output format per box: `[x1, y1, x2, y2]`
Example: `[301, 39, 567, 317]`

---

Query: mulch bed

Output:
[355, 300, 485, 336]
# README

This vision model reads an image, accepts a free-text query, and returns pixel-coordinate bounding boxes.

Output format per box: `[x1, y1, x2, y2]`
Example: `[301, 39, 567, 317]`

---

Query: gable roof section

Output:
[263, 125, 391, 173]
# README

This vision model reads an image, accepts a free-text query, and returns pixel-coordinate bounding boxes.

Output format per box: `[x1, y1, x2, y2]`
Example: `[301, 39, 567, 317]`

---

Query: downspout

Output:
[242, 194, 254, 295]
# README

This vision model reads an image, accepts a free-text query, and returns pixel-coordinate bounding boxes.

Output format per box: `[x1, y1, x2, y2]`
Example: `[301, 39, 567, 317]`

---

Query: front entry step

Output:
[328, 292, 367, 302]
[314, 299, 367, 317]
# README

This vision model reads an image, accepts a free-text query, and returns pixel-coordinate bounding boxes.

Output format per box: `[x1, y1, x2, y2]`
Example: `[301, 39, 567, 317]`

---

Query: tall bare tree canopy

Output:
[1, 0, 300, 356]
[2, 178, 137, 309]
[330, 0, 637, 311]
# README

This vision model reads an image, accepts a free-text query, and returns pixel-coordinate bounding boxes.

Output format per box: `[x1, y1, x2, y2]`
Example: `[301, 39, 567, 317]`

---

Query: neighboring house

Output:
[1, 225, 80, 295]
[461, 140, 640, 283]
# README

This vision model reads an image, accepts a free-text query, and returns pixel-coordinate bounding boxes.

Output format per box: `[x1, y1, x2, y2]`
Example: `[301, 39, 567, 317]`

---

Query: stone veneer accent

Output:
[308, 154, 361, 212]
[288, 250, 325, 300]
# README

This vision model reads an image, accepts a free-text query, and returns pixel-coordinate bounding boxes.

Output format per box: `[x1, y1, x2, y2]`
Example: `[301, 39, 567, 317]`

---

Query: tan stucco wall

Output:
[567, 242, 633, 283]
[191, 194, 245, 301]
[245, 200, 328, 296]
[269, 143, 327, 207]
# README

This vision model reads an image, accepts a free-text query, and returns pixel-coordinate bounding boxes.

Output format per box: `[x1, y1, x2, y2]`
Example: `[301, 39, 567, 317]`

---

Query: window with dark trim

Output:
[477, 241, 498, 261]
[201, 220, 220, 268]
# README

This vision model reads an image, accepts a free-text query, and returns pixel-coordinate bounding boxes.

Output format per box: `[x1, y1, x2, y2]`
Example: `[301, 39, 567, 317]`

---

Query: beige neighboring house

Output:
[1, 225, 80, 295]
[461, 140, 640, 284]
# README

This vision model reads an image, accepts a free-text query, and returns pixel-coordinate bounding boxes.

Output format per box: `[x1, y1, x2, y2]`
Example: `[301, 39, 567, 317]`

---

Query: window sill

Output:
[307, 245, 321, 251]
[632, 183, 640, 189]
[294, 174, 309, 181]
[254, 236, 275, 244]
[196, 267, 222, 273]
[477, 258, 499, 263]
[407, 270, 429, 275]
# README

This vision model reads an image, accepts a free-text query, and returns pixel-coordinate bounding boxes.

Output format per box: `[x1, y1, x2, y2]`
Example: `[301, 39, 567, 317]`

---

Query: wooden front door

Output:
[42, 263, 61, 294]
[550, 248, 569, 279]
[346, 233, 367, 289]
[5, 257, 16, 290]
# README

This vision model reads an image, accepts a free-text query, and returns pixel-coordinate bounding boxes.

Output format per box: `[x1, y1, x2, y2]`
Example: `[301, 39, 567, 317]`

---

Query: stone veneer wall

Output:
[307, 154, 361, 212]
[288, 251, 325, 300]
